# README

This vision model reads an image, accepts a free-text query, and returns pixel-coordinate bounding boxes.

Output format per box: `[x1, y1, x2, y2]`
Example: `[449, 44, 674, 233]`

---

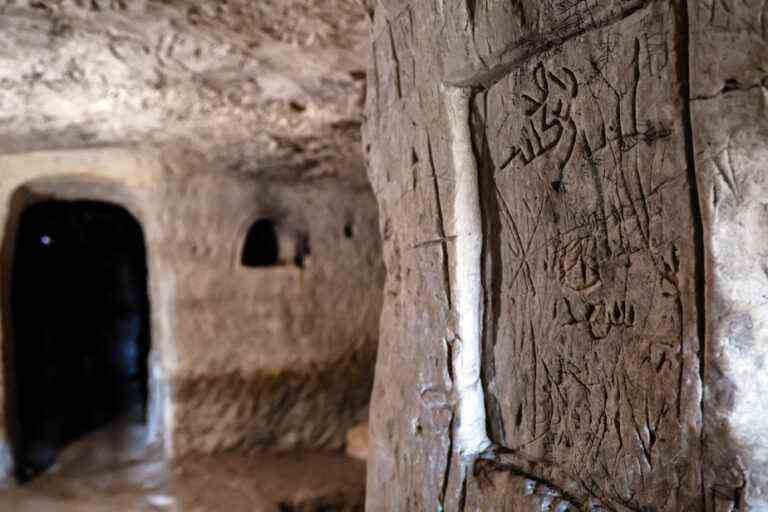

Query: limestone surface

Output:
[365, 0, 767, 510]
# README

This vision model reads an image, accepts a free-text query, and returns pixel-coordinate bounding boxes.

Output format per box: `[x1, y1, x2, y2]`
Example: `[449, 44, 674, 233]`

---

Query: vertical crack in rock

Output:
[443, 84, 491, 462]
[427, 131, 454, 310]
[458, 470, 468, 511]
[439, 413, 455, 508]
[386, 20, 402, 100]
[676, 0, 707, 509]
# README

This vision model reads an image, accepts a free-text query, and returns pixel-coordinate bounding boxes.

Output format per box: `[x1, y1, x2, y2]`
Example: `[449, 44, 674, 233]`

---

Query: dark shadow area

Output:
[10, 200, 150, 482]
[241, 218, 280, 267]
[293, 232, 311, 269]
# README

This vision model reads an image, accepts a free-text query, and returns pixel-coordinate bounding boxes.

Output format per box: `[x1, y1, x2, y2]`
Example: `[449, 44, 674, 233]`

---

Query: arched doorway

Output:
[10, 200, 151, 482]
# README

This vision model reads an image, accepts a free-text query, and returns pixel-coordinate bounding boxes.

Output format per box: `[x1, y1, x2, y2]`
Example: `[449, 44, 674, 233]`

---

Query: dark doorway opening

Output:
[9, 200, 151, 482]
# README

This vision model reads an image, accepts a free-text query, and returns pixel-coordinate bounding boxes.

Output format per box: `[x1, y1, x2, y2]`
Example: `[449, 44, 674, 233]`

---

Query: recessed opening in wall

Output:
[293, 232, 311, 268]
[241, 219, 280, 267]
[9, 200, 151, 483]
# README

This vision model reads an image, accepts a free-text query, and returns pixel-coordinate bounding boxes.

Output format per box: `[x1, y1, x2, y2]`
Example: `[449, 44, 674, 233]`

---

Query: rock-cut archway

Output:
[9, 199, 151, 482]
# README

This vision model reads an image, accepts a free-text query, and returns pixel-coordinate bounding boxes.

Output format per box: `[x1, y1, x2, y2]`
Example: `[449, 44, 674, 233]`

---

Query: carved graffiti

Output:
[641, 14, 669, 77]
[587, 299, 637, 339]
[500, 62, 579, 177]
[558, 236, 601, 293]
[474, 9, 697, 508]
[704, 0, 768, 40]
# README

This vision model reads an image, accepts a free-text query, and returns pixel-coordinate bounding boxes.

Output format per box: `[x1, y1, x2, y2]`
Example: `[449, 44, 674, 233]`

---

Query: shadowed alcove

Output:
[241, 218, 280, 267]
[10, 199, 151, 482]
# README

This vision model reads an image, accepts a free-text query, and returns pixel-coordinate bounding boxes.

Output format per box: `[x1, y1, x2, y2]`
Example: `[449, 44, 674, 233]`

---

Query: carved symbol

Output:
[501, 62, 579, 178]
[587, 299, 636, 339]
[559, 237, 601, 293]
[496, 186, 544, 295]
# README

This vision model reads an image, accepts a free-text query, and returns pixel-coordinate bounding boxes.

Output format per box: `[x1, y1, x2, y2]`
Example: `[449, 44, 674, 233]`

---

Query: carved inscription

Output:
[493, 36, 672, 192]
[501, 62, 579, 180]
[558, 236, 600, 293]
[477, 4, 700, 510]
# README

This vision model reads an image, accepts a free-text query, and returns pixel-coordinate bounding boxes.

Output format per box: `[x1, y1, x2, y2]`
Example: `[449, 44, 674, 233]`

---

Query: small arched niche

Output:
[241, 218, 280, 267]
[240, 218, 311, 269]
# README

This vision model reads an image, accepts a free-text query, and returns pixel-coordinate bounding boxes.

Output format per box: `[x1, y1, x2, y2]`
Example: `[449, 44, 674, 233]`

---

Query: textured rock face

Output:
[366, 0, 767, 510]
[690, 3, 768, 509]
[0, 0, 382, 484]
[0, 0, 369, 162]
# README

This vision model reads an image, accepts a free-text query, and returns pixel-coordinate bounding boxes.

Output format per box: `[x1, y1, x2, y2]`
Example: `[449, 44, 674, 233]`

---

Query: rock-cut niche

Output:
[241, 218, 280, 267]
[240, 218, 311, 269]
[9, 200, 151, 482]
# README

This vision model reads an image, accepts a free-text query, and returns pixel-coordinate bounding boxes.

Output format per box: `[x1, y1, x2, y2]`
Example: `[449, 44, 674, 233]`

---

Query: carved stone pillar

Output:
[365, 0, 767, 509]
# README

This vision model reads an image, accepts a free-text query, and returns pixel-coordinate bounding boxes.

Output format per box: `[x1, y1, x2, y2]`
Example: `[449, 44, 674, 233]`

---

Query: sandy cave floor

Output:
[0, 420, 366, 511]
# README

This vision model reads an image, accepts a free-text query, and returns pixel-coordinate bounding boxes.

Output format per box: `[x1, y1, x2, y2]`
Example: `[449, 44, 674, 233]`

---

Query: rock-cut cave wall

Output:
[364, 0, 768, 510]
[0, 0, 383, 485]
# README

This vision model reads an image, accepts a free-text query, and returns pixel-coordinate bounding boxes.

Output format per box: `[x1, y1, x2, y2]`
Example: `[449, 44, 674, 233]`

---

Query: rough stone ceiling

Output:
[0, 0, 371, 182]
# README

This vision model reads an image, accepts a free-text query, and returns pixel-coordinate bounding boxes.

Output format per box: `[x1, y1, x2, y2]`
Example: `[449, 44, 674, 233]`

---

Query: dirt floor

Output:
[0, 420, 366, 511]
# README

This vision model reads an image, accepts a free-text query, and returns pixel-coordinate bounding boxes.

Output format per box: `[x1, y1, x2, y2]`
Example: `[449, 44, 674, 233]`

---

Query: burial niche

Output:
[9, 200, 151, 482]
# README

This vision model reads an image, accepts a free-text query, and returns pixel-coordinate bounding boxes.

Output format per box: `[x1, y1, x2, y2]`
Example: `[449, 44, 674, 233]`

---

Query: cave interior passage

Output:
[9, 200, 151, 482]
